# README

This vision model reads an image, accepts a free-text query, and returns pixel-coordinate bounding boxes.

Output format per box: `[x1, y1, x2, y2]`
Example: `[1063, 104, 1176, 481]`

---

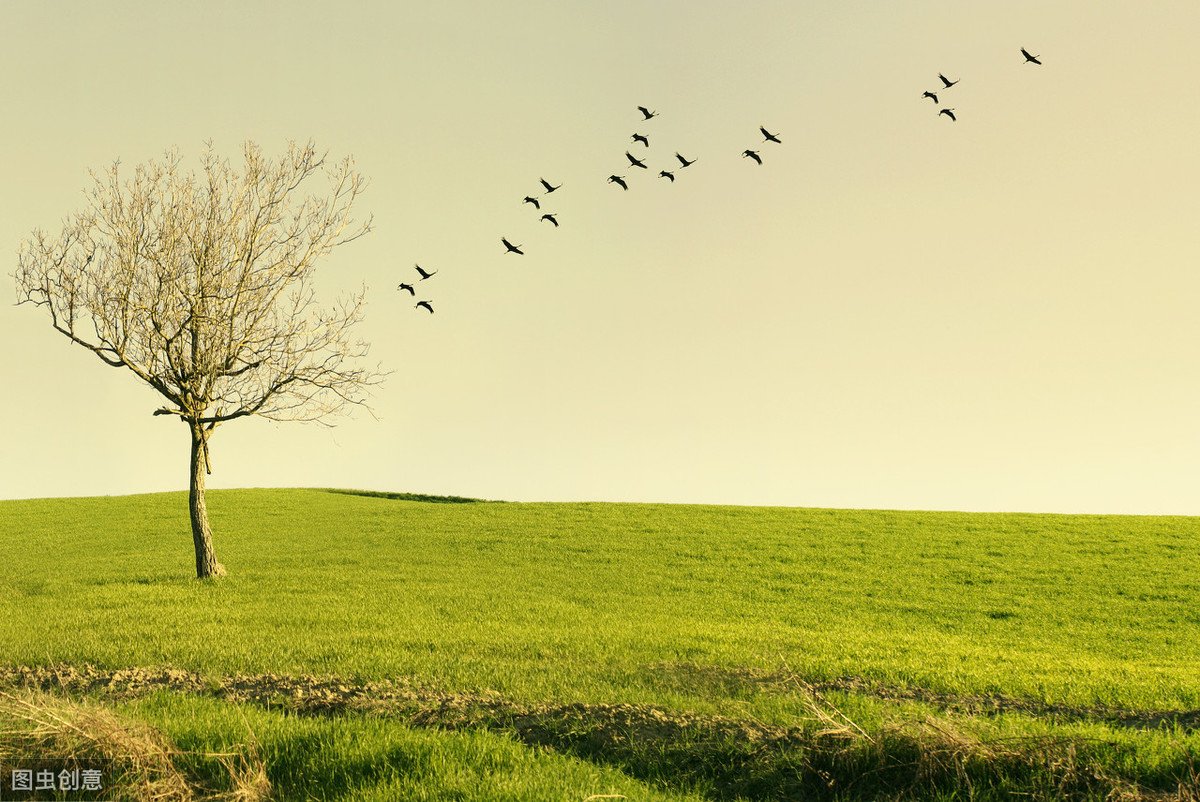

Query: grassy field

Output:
[1, 488, 1197, 799]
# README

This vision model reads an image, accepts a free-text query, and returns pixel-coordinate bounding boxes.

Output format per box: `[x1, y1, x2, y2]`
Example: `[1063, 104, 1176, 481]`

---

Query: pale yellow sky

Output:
[3, 1, 1199, 514]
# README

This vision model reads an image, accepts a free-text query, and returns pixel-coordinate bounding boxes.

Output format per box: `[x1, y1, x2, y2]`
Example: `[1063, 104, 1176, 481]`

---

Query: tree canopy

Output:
[14, 140, 381, 577]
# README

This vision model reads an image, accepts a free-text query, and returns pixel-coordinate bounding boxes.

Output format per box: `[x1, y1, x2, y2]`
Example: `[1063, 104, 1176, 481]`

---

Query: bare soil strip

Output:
[1, 662, 1196, 735]
[0, 663, 798, 744]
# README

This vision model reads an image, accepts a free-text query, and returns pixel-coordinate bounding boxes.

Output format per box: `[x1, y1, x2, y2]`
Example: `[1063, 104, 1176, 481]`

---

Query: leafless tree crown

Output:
[15, 140, 382, 433]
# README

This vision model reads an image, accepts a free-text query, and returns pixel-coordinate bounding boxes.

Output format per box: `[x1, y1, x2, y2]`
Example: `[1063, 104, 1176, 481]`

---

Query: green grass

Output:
[1, 488, 1198, 799]
[116, 692, 706, 801]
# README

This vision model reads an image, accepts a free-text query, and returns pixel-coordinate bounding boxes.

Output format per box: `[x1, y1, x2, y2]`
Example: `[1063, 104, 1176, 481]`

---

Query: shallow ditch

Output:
[1, 663, 1196, 801]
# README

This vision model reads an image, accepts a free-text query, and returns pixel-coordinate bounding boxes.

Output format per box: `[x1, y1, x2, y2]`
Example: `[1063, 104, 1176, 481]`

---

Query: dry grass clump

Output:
[857, 714, 1200, 802]
[0, 689, 268, 802]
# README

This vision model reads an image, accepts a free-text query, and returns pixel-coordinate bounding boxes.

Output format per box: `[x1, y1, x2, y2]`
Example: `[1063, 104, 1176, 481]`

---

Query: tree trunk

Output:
[189, 420, 226, 579]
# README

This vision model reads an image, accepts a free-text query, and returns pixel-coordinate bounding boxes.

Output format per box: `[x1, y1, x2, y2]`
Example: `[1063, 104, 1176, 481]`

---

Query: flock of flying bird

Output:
[399, 104, 784, 314]
[599, 105, 784, 189]
[924, 47, 1043, 122]
[401, 48, 1042, 314]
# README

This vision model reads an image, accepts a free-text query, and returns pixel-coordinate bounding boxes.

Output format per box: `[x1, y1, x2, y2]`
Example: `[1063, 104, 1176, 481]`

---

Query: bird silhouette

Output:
[502, 237, 524, 255]
[743, 149, 763, 165]
[675, 152, 697, 167]
[608, 175, 629, 190]
[415, 301, 433, 314]
[659, 170, 675, 182]
[922, 91, 939, 103]
[625, 151, 648, 169]
[1021, 48, 1042, 65]
[397, 282, 415, 296]
[523, 196, 540, 209]
[939, 108, 957, 121]
[539, 178, 561, 193]
[540, 213, 559, 227]
[632, 133, 649, 147]
[938, 73, 959, 88]
[760, 126, 782, 143]
[637, 105, 658, 120]
[414, 264, 437, 280]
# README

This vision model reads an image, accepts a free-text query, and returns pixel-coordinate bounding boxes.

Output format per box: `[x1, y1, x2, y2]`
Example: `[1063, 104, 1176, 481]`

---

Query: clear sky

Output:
[3, 1, 1199, 514]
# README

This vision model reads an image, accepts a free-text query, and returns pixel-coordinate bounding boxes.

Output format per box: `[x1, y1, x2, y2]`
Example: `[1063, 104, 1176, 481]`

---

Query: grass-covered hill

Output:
[1, 488, 1197, 800]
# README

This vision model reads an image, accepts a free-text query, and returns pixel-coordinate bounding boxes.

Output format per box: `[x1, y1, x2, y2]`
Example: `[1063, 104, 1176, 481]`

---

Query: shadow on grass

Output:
[497, 701, 1139, 802]
[317, 488, 497, 504]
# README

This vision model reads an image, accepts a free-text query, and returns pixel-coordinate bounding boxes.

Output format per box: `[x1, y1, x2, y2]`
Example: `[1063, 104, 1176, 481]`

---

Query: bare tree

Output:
[14, 140, 381, 579]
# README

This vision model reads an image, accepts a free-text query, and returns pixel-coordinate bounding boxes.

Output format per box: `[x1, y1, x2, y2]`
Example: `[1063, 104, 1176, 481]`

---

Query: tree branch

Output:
[15, 139, 383, 438]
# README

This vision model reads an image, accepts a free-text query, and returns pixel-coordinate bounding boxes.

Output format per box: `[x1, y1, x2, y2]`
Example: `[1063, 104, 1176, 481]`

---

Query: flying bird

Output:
[625, 151, 648, 169]
[922, 91, 939, 103]
[743, 149, 762, 165]
[539, 178, 561, 193]
[502, 237, 524, 255]
[632, 133, 649, 147]
[1021, 48, 1042, 65]
[659, 170, 675, 182]
[637, 105, 658, 120]
[523, 196, 540, 209]
[397, 282, 415, 296]
[938, 73, 959, 88]
[414, 264, 437, 280]
[540, 213, 559, 227]
[608, 174, 629, 190]
[415, 301, 434, 314]
[760, 126, 782, 143]
[939, 107, 957, 121]
[674, 152, 696, 167]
